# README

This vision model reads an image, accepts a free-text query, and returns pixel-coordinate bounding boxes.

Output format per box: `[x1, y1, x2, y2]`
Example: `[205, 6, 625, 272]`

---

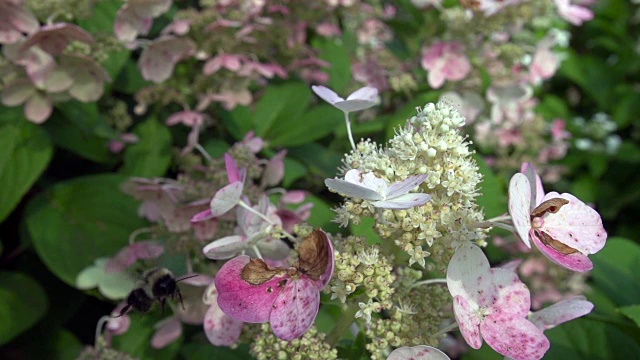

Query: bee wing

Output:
[269, 277, 320, 341]
[215, 256, 286, 323]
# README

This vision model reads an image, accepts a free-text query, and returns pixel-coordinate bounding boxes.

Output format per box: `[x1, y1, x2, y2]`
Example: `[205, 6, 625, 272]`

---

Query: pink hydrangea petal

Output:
[261, 150, 287, 187]
[215, 256, 286, 323]
[485, 268, 530, 317]
[114, 5, 152, 42]
[453, 295, 482, 349]
[202, 235, 247, 260]
[446, 243, 491, 300]
[508, 173, 533, 248]
[537, 192, 607, 254]
[269, 277, 320, 340]
[388, 345, 451, 360]
[204, 303, 243, 346]
[371, 193, 432, 209]
[209, 182, 243, 217]
[191, 208, 213, 223]
[311, 85, 343, 104]
[1, 79, 34, 106]
[528, 296, 593, 331]
[480, 315, 549, 360]
[106, 241, 164, 273]
[129, 0, 172, 18]
[281, 190, 306, 204]
[427, 69, 446, 89]
[24, 92, 52, 123]
[386, 174, 428, 199]
[139, 36, 195, 83]
[151, 317, 182, 349]
[520, 162, 544, 208]
[224, 153, 242, 184]
[530, 230, 594, 272]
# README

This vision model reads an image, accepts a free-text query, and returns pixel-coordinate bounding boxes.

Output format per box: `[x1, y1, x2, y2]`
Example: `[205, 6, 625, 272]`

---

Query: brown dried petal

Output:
[240, 258, 287, 285]
[531, 198, 569, 218]
[535, 230, 579, 255]
[297, 229, 330, 280]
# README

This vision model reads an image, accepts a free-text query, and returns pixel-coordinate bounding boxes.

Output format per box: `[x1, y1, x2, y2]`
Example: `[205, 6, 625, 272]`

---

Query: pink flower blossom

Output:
[161, 19, 191, 36]
[352, 58, 388, 91]
[138, 36, 195, 83]
[21, 23, 94, 56]
[215, 229, 334, 340]
[1, 78, 52, 123]
[325, 169, 431, 209]
[114, 0, 172, 41]
[4, 41, 56, 87]
[529, 47, 560, 84]
[388, 345, 450, 360]
[237, 131, 264, 153]
[151, 317, 182, 349]
[166, 110, 207, 127]
[203, 54, 245, 75]
[554, 0, 594, 26]
[508, 163, 607, 272]
[60, 55, 112, 102]
[198, 90, 252, 111]
[0, 0, 39, 44]
[447, 243, 549, 360]
[421, 42, 471, 89]
[261, 150, 287, 188]
[315, 22, 342, 37]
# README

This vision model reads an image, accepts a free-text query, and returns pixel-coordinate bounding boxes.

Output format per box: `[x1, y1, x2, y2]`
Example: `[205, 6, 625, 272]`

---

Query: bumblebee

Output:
[117, 268, 196, 317]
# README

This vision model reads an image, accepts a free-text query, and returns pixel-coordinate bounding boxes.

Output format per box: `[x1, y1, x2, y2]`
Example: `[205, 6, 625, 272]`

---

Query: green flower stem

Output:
[344, 111, 356, 150]
[327, 301, 361, 346]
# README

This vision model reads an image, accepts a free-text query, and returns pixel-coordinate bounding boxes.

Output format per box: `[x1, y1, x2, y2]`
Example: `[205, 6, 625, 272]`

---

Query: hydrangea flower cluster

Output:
[332, 102, 486, 270]
[251, 324, 338, 360]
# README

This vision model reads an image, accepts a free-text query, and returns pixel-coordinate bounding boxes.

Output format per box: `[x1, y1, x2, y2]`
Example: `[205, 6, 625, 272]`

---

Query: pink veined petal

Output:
[311, 85, 343, 104]
[151, 317, 182, 349]
[224, 153, 242, 184]
[530, 230, 594, 272]
[528, 296, 593, 331]
[508, 173, 533, 248]
[453, 295, 482, 349]
[446, 243, 491, 300]
[346, 86, 378, 101]
[370, 193, 431, 209]
[203, 235, 247, 260]
[520, 162, 545, 208]
[324, 178, 384, 201]
[480, 315, 549, 360]
[485, 268, 531, 318]
[387, 345, 451, 360]
[261, 150, 287, 187]
[269, 277, 320, 340]
[204, 303, 243, 346]
[209, 182, 243, 217]
[215, 256, 286, 323]
[537, 192, 607, 254]
[386, 174, 429, 199]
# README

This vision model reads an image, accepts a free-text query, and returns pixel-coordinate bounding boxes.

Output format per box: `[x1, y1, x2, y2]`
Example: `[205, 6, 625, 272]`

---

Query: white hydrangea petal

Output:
[333, 99, 376, 112]
[446, 243, 491, 301]
[528, 296, 593, 331]
[325, 178, 384, 201]
[508, 173, 532, 248]
[388, 345, 450, 360]
[311, 85, 343, 104]
[371, 193, 431, 209]
[345, 86, 378, 101]
[386, 174, 429, 199]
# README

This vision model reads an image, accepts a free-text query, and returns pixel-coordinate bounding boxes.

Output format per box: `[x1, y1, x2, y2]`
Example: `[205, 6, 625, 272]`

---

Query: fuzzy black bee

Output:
[117, 268, 197, 317]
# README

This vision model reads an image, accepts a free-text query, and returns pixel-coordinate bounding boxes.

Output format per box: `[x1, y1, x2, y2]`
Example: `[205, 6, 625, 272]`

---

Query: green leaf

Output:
[0, 121, 53, 222]
[474, 154, 507, 218]
[269, 105, 342, 147]
[336, 332, 368, 360]
[545, 317, 640, 359]
[314, 37, 352, 93]
[26, 174, 147, 285]
[113, 59, 147, 94]
[350, 217, 381, 245]
[111, 313, 182, 360]
[537, 94, 570, 120]
[282, 157, 306, 188]
[591, 237, 640, 307]
[180, 343, 252, 360]
[219, 105, 253, 141]
[121, 119, 172, 177]
[306, 195, 339, 234]
[619, 305, 640, 328]
[253, 82, 311, 138]
[612, 90, 640, 128]
[0, 272, 48, 345]
[45, 102, 116, 163]
[289, 143, 342, 179]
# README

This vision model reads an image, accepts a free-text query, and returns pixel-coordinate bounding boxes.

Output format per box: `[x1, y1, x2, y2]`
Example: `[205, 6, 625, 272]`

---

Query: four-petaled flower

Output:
[214, 229, 334, 340]
[509, 163, 607, 272]
[325, 169, 431, 209]
[311, 85, 378, 113]
[447, 243, 549, 360]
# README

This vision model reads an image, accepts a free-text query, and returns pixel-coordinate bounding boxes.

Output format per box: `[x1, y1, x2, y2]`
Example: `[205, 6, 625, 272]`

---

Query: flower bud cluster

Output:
[338, 103, 486, 270]
[251, 324, 337, 360]
[364, 283, 450, 360]
[77, 337, 136, 360]
[329, 236, 395, 311]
